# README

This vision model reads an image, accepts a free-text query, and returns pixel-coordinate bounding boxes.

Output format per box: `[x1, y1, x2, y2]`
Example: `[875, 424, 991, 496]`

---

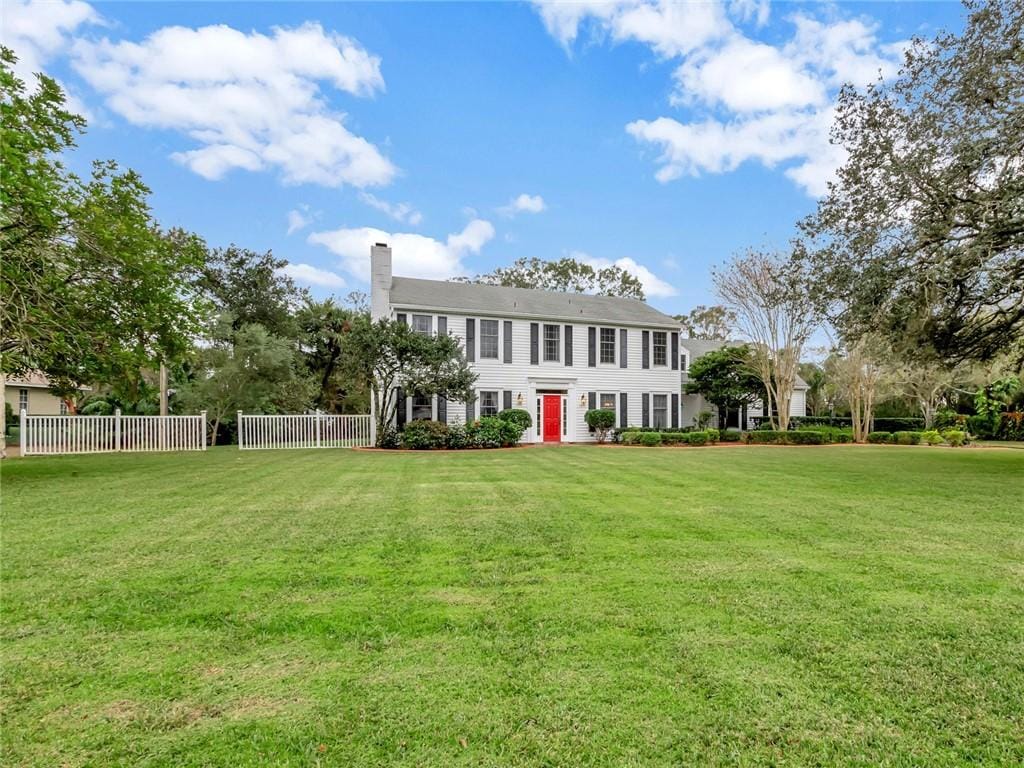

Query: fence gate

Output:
[20, 409, 207, 456]
[237, 411, 374, 450]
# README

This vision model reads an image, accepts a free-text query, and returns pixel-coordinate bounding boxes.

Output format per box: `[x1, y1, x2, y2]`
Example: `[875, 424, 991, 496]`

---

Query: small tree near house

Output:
[684, 345, 762, 428]
[350, 318, 477, 447]
[584, 409, 616, 443]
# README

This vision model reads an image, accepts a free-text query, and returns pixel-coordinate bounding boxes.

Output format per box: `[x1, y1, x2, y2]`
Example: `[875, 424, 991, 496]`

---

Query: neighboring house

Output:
[680, 338, 808, 429]
[2, 372, 90, 416]
[370, 243, 684, 443]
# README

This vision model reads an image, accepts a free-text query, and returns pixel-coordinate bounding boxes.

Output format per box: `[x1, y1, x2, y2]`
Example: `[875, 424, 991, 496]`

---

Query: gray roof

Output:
[680, 337, 808, 389]
[390, 277, 680, 328]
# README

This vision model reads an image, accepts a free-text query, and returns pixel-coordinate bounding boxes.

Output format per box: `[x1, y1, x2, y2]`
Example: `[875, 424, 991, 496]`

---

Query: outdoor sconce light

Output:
[579, 394, 587, 406]
[516, 392, 524, 406]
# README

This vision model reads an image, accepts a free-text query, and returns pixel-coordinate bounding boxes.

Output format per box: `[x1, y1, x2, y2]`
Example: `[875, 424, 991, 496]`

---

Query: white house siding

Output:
[392, 310, 681, 443]
[745, 388, 808, 428]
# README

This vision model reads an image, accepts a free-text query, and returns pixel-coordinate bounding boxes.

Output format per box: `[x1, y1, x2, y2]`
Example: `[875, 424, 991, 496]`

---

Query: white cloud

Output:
[499, 193, 546, 216]
[308, 219, 495, 282]
[573, 251, 677, 298]
[533, 1, 906, 196]
[286, 207, 314, 235]
[277, 263, 347, 289]
[71, 22, 396, 187]
[1, 0, 99, 114]
[358, 192, 423, 225]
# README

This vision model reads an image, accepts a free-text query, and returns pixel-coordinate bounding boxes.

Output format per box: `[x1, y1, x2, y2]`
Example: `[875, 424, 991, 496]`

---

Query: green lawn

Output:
[2, 446, 1022, 767]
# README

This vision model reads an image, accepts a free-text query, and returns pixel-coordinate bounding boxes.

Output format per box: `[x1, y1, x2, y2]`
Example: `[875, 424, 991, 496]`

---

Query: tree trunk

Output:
[1, 372, 6, 459]
[210, 418, 220, 446]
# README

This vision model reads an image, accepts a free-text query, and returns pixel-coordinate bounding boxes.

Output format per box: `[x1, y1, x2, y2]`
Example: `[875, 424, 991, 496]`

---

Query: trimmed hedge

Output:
[894, 431, 922, 445]
[867, 432, 893, 444]
[401, 419, 449, 450]
[639, 431, 663, 447]
[745, 430, 826, 445]
[719, 430, 742, 442]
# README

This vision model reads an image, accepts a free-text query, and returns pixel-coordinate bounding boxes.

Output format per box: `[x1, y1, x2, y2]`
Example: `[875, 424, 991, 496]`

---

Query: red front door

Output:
[542, 395, 561, 442]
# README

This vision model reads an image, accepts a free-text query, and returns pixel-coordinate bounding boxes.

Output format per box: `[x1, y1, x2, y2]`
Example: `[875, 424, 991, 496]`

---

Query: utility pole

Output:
[159, 363, 168, 417]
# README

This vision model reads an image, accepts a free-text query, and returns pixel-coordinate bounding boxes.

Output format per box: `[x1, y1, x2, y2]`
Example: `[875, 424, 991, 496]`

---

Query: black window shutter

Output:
[671, 393, 679, 428]
[619, 392, 628, 428]
[438, 396, 447, 423]
[503, 321, 513, 363]
[588, 391, 596, 411]
[620, 329, 627, 368]
[671, 332, 679, 370]
[642, 331, 650, 369]
[530, 323, 539, 364]
[466, 318, 475, 362]
[564, 325, 573, 366]
[396, 387, 407, 428]
[466, 395, 475, 423]
[503, 390, 512, 410]
[438, 316, 447, 336]
[642, 393, 649, 428]
[588, 327, 596, 367]
[396, 313, 407, 325]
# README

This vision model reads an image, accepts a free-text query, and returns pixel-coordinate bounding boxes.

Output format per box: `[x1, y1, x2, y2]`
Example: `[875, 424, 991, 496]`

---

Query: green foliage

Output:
[660, 432, 687, 445]
[867, 432, 894, 444]
[934, 410, 966, 431]
[468, 416, 523, 448]
[400, 420, 449, 450]
[460, 256, 645, 300]
[799, 426, 854, 443]
[719, 430, 743, 442]
[676, 305, 735, 340]
[349, 317, 477, 446]
[584, 409, 617, 443]
[498, 408, 533, 430]
[4, 402, 13, 435]
[943, 430, 967, 447]
[894, 431, 922, 445]
[444, 423, 472, 450]
[295, 297, 369, 414]
[638, 431, 663, 447]
[685, 345, 762, 428]
[621, 431, 641, 445]
[685, 432, 708, 446]
[745, 431, 826, 445]
[922, 430, 944, 446]
[704, 428, 720, 444]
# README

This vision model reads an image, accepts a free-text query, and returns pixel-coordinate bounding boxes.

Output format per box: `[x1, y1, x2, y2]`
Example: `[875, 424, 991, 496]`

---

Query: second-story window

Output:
[653, 331, 667, 366]
[480, 319, 499, 359]
[600, 328, 616, 363]
[543, 324, 560, 362]
[680, 353, 688, 371]
[412, 314, 432, 335]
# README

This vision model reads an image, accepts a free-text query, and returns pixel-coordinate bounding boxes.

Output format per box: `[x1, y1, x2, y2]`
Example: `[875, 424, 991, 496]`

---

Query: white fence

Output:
[20, 409, 206, 456]
[237, 411, 374, 450]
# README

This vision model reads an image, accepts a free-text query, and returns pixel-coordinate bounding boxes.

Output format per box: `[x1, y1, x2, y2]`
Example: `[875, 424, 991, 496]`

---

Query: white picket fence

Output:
[237, 411, 374, 450]
[20, 409, 207, 456]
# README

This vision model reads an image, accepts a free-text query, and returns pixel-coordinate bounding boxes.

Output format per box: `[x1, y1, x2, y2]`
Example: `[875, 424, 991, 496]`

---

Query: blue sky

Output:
[4, 1, 963, 315]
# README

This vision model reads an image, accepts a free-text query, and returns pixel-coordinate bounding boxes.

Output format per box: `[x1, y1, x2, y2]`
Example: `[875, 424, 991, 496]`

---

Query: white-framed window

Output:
[600, 393, 616, 411]
[412, 314, 432, 336]
[653, 331, 667, 366]
[411, 393, 433, 421]
[59, 400, 68, 415]
[18, 388, 28, 413]
[480, 390, 499, 417]
[543, 324, 560, 362]
[480, 319, 499, 359]
[600, 328, 616, 364]
[653, 394, 668, 429]
[680, 353, 688, 371]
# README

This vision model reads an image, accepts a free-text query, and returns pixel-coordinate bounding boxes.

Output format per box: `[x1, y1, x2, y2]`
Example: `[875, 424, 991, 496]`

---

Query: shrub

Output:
[873, 418, 925, 433]
[894, 431, 921, 445]
[867, 431, 893, 444]
[694, 410, 713, 430]
[660, 432, 687, 445]
[933, 410, 965, 431]
[621, 431, 641, 445]
[585, 409, 617, 443]
[498, 408, 533, 431]
[966, 413, 996, 439]
[469, 416, 523, 448]
[800, 426, 853, 444]
[719, 430, 742, 442]
[745, 430, 825, 445]
[639, 431, 663, 447]
[686, 432, 708, 446]
[943, 429, 967, 447]
[445, 423, 472, 450]
[922, 429, 943, 446]
[401, 419, 449, 450]
[704, 428, 720, 444]
[377, 424, 400, 449]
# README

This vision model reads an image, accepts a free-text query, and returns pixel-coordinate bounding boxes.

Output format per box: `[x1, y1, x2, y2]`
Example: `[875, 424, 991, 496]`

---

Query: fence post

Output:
[237, 411, 244, 450]
[20, 408, 26, 455]
[200, 410, 208, 450]
[316, 409, 322, 449]
[115, 408, 122, 451]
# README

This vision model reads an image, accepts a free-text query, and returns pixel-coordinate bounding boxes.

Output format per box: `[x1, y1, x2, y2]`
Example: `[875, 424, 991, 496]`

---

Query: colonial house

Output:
[2, 372, 90, 417]
[370, 243, 684, 443]
[679, 338, 808, 430]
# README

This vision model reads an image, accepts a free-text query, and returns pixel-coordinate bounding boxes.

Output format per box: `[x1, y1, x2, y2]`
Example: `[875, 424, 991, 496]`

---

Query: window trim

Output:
[652, 393, 668, 429]
[543, 324, 560, 362]
[599, 392, 616, 411]
[18, 388, 28, 412]
[599, 327, 616, 364]
[653, 331, 668, 367]
[411, 314, 433, 336]
[411, 393, 433, 421]
[479, 319, 500, 359]
[480, 390, 499, 417]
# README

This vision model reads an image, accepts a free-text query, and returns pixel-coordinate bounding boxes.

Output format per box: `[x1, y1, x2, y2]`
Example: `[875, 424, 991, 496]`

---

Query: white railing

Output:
[20, 409, 206, 456]
[237, 411, 374, 450]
